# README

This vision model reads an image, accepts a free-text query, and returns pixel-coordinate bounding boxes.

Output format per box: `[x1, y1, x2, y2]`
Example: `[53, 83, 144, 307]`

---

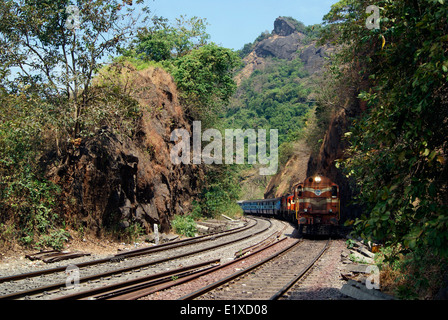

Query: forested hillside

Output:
[230, 17, 333, 199]
[228, 56, 311, 146]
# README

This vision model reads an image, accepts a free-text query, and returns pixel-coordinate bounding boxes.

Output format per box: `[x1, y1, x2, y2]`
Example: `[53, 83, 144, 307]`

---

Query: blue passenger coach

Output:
[237, 197, 281, 216]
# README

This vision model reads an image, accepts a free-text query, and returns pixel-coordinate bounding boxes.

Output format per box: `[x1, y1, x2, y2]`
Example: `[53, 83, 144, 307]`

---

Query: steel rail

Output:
[109, 237, 291, 300]
[55, 259, 220, 300]
[0, 216, 270, 300]
[0, 217, 252, 284]
[269, 239, 330, 300]
[234, 221, 287, 258]
[179, 238, 302, 300]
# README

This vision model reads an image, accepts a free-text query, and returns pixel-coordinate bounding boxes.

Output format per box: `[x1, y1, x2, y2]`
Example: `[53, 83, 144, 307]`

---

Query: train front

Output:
[295, 175, 340, 236]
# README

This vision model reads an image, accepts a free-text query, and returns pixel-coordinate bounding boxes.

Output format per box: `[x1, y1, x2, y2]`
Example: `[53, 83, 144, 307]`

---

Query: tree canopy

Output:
[228, 57, 312, 146]
[323, 0, 448, 257]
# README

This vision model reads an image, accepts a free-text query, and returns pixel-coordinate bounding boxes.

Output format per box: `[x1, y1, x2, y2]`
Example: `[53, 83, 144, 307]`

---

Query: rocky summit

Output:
[236, 17, 333, 85]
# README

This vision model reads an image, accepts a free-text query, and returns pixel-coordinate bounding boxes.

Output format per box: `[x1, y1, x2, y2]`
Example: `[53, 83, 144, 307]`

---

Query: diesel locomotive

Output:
[238, 175, 340, 236]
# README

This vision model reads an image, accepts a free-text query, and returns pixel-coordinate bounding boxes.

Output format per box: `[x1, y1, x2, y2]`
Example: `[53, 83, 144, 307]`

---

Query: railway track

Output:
[0, 216, 286, 300]
[180, 239, 330, 300]
[0, 219, 250, 285]
[56, 222, 291, 300]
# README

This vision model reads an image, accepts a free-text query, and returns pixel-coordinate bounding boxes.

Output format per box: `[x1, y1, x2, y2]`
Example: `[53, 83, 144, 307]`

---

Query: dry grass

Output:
[377, 246, 447, 299]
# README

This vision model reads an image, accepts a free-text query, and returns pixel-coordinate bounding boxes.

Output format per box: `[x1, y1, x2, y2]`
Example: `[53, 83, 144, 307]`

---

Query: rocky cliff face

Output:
[264, 141, 311, 199]
[49, 67, 203, 235]
[306, 102, 364, 222]
[254, 32, 305, 60]
[236, 17, 332, 86]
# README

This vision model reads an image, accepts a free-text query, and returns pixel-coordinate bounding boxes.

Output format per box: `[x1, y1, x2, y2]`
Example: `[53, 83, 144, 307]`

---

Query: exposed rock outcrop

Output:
[273, 17, 297, 36]
[255, 32, 305, 60]
[299, 43, 335, 74]
[49, 67, 203, 235]
[253, 17, 307, 61]
[236, 17, 332, 85]
[264, 141, 311, 199]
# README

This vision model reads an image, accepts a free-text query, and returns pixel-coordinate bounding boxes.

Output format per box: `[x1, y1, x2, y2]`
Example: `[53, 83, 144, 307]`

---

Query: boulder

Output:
[273, 17, 297, 36]
[349, 250, 374, 264]
[255, 32, 305, 60]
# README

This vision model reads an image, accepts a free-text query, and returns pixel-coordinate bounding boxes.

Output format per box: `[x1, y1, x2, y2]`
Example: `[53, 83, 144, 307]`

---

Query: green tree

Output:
[125, 15, 210, 62]
[0, 0, 149, 248]
[0, 0, 149, 141]
[323, 0, 448, 257]
[0, 88, 65, 248]
[172, 43, 240, 126]
[228, 56, 311, 146]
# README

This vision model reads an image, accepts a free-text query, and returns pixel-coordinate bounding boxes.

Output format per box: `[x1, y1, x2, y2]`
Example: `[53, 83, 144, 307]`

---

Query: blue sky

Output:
[149, 0, 338, 50]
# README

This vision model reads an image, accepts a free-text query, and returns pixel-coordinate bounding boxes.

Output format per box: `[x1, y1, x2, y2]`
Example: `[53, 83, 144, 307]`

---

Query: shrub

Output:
[171, 215, 197, 237]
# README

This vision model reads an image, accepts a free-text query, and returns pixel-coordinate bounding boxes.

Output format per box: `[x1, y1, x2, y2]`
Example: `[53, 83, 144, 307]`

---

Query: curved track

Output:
[182, 239, 330, 300]
[0, 216, 286, 300]
[58, 221, 292, 300]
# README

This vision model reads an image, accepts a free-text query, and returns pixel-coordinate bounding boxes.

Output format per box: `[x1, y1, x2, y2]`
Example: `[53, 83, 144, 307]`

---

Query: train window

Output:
[331, 186, 338, 197]
[297, 186, 302, 197]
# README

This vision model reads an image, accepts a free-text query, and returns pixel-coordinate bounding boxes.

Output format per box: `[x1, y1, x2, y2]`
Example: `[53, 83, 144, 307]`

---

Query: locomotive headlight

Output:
[315, 176, 322, 183]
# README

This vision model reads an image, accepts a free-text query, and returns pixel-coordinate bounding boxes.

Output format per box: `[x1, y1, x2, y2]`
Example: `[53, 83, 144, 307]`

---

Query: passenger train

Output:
[238, 175, 340, 236]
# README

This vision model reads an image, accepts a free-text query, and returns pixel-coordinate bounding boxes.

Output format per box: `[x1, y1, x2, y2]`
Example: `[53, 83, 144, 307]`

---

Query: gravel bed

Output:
[197, 239, 328, 300]
[283, 239, 352, 300]
[140, 234, 298, 300]
[0, 217, 290, 299]
[142, 237, 352, 301]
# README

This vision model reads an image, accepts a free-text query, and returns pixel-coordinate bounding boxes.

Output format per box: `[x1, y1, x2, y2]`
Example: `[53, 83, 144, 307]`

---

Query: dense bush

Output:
[171, 215, 197, 237]
[323, 0, 448, 257]
[0, 92, 65, 249]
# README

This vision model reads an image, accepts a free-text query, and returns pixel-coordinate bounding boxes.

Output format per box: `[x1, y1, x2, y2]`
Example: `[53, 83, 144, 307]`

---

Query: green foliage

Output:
[228, 57, 312, 146]
[324, 0, 448, 258]
[346, 239, 355, 249]
[0, 92, 63, 249]
[127, 19, 240, 126]
[36, 229, 71, 251]
[376, 245, 448, 299]
[171, 215, 197, 237]
[123, 222, 145, 243]
[0, 0, 149, 139]
[185, 164, 242, 220]
[126, 15, 210, 62]
[0, 0, 151, 248]
[172, 43, 240, 126]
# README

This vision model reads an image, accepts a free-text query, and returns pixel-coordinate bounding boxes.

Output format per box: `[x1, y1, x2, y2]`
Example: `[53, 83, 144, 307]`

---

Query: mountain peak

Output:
[273, 17, 298, 36]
